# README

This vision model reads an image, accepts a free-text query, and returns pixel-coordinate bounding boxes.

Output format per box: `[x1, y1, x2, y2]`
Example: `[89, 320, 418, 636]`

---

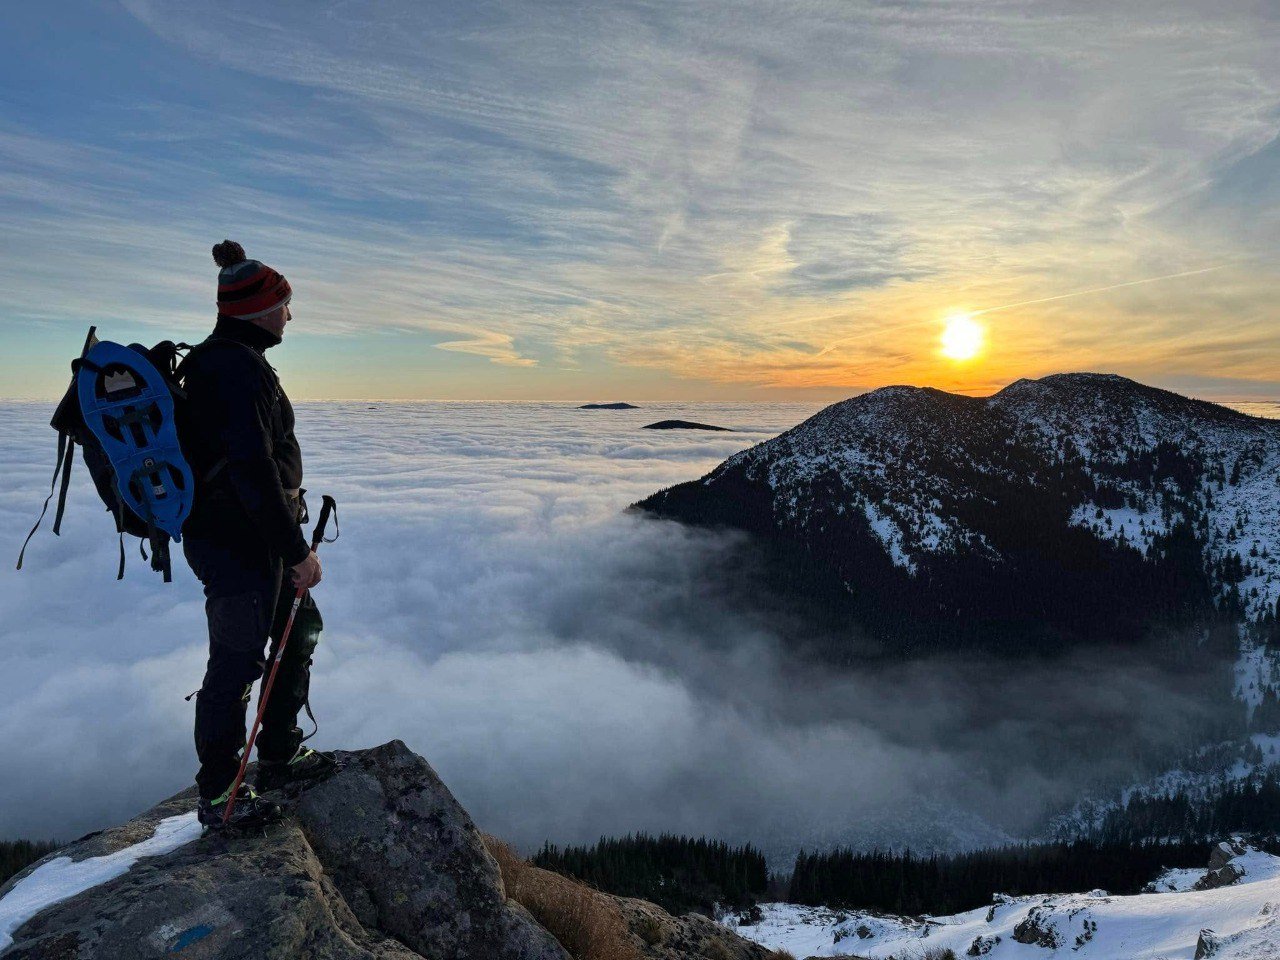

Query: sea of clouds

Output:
[1, 398, 1275, 861]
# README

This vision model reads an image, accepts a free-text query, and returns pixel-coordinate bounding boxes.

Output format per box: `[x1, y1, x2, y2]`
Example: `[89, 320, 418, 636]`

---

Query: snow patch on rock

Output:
[0, 812, 201, 950]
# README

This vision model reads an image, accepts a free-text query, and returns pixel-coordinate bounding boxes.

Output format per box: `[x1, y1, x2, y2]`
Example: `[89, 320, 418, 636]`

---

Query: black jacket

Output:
[180, 316, 310, 567]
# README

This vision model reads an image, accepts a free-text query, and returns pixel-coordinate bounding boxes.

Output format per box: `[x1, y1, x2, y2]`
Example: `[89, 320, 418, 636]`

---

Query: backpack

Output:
[17, 326, 197, 582]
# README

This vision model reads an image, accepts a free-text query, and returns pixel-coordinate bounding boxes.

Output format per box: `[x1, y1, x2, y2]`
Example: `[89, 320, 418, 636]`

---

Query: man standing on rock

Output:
[180, 240, 334, 829]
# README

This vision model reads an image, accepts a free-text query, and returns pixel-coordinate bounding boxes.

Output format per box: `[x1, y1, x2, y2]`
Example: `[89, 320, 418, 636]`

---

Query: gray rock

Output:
[1197, 861, 1246, 890]
[614, 896, 775, 960]
[1207, 839, 1247, 873]
[968, 933, 1001, 955]
[0, 741, 569, 960]
[1195, 927, 1221, 959]
[1, 813, 419, 959]
[1196, 839, 1250, 891]
[293, 741, 565, 960]
[1011, 903, 1063, 948]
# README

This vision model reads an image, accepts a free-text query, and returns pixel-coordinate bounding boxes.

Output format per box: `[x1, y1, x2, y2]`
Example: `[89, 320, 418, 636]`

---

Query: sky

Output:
[1, 1, 1279, 401]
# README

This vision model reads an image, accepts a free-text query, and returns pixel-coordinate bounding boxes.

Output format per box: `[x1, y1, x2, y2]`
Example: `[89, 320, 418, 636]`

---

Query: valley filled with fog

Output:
[1, 399, 1276, 861]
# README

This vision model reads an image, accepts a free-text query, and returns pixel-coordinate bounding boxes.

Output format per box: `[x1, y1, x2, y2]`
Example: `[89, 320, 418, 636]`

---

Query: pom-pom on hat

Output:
[212, 240, 292, 320]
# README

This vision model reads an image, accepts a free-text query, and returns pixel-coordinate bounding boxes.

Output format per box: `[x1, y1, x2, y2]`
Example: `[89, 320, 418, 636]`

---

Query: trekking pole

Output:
[222, 495, 338, 826]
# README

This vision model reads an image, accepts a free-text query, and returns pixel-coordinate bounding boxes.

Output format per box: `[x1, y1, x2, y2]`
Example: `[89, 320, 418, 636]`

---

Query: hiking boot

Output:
[197, 784, 283, 831]
[256, 747, 337, 793]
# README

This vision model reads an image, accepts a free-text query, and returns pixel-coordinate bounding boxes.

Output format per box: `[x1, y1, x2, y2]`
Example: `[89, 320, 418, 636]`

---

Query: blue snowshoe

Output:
[17, 326, 197, 581]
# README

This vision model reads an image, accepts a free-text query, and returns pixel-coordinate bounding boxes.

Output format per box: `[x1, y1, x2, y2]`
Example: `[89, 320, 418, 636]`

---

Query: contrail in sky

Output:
[970, 265, 1227, 316]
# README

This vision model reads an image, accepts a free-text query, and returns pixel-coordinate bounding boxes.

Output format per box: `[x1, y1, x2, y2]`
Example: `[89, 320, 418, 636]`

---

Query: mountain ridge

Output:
[635, 373, 1280, 658]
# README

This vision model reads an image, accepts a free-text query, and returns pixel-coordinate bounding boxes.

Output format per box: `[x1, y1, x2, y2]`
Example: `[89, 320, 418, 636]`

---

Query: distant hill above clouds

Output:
[642, 420, 732, 431]
[636, 373, 1280, 660]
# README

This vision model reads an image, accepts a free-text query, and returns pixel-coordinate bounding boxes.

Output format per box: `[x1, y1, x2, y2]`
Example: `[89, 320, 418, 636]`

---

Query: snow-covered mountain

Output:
[637, 374, 1280, 659]
[728, 840, 1280, 960]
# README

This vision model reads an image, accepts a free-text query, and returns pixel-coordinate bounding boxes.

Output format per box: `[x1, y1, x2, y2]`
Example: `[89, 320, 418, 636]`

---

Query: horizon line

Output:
[1, 392, 1277, 405]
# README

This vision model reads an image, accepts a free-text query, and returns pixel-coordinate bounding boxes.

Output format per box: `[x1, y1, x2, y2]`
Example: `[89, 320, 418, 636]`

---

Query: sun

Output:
[940, 313, 984, 361]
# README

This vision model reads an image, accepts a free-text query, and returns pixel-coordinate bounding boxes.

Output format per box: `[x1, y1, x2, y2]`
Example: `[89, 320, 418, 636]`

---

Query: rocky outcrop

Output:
[0, 742, 569, 959]
[580, 402, 638, 409]
[1, 742, 778, 960]
[1196, 927, 1222, 959]
[615, 896, 771, 960]
[1197, 839, 1250, 890]
[967, 933, 1001, 955]
[1011, 903, 1064, 948]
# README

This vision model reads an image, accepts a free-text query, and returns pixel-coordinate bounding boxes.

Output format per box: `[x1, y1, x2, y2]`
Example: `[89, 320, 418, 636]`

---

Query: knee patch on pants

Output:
[271, 592, 323, 652]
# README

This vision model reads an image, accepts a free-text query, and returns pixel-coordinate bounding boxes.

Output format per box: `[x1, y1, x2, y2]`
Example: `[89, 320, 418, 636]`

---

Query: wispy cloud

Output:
[1, 1, 1278, 397]
[433, 324, 537, 367]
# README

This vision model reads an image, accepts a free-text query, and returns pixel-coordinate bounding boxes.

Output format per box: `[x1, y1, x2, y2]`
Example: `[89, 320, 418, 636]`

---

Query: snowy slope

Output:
[665, 373, 1280, 622]
[1236, 643, 1280, 714]
[639, 374, 1280, 668]
[1047, 731, 1280, 842]
[695, 385, 1015, 574]
[995, 374, 1280, 624]
[729, 845, 1280, 959]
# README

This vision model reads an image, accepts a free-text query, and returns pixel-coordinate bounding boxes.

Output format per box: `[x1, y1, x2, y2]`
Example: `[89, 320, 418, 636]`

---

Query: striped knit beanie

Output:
[212, 240, 292, 320]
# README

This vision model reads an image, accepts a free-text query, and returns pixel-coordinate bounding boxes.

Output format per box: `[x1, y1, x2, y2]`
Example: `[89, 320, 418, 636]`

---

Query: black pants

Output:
[184, 536, 323, 800]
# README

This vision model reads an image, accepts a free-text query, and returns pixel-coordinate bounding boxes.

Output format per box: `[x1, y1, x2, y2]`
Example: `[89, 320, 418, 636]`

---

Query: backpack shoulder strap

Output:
[147, 340, 189, 400]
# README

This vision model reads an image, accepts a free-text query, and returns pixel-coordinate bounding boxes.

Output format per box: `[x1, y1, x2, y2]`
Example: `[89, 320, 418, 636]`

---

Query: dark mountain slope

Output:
[635, 374, 1280, 661]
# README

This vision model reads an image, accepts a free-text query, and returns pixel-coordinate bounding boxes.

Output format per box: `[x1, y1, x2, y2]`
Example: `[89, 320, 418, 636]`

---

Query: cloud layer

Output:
[0, 400, 1246, 861]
